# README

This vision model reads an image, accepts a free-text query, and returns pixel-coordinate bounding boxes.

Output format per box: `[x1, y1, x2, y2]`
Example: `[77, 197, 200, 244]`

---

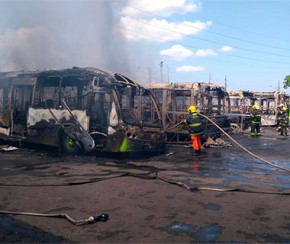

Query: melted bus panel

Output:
[0, 67, 165, 154]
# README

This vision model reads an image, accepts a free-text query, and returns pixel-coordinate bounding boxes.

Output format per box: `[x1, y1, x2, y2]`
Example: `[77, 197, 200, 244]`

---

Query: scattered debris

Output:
[0, 145, 19, 152]
[202, 137, 233, 148]
[166, 152, 175, 156]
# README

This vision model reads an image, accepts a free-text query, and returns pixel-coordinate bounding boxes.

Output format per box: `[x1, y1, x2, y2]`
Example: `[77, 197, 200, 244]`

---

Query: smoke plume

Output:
[0, 0, 133, 77]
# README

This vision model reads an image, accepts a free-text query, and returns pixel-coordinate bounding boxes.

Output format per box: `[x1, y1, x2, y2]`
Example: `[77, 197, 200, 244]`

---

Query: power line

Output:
[119, 25, 290, 65]
[120, 6, 290, 54]
[193, 13, 288, 47]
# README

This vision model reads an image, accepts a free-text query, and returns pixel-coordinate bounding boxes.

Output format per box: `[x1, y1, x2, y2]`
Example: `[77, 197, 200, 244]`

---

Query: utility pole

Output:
[224, 76, 227, 91]
[167, 65, 170, 83]
[148, 68, 152, 83]
[160, 61, 164, 82]
[209, 73, 211, 84]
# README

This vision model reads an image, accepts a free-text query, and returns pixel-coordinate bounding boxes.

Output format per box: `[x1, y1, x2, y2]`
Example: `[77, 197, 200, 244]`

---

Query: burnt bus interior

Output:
[228, 91, 253, 114]
[227, 90, 290, 128]
[226, 90, 254, 130]
[145, 82, 231, 143]
[227, 90, 288, 114]
[0, 67, 165, 154]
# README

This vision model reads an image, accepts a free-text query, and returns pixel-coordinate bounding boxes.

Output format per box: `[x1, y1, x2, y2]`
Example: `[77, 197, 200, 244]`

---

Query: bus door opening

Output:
[11, 85, 33, 137]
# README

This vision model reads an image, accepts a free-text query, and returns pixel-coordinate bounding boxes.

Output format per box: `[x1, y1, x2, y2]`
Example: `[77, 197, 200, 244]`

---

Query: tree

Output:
[284, 75, 290, 89]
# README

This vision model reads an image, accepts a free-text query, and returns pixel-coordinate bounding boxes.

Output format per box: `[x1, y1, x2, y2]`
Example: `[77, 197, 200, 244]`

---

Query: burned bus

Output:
[227, 90, 290, 128]
[0, 67, 165, 154]
[145, 82, 231, 143]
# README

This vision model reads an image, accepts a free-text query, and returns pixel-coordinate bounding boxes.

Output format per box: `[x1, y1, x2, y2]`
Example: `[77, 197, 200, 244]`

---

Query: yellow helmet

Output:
[252, 105, 259, 110]
[188, 105, 197, 113]
[278, 103, 284, 108]
[282, 107, 287, 112]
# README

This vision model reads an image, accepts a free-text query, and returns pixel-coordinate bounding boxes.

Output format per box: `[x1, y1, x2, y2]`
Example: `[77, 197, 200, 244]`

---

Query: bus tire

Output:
[60, 131, 79, 154]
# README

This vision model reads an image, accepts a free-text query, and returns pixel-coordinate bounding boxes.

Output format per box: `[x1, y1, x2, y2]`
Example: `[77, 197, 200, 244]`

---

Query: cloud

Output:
[160, 45, 193, 60]
[194, 48, 217, 57]
[120, 16, 212, 42]
[122, 0, 201, 17]
[220, 45, 233, 52]
[160, 45, 219, 61]
[176, 65, 205, 72]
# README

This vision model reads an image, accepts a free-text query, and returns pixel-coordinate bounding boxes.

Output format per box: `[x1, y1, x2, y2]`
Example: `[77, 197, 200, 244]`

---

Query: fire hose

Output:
[0, 210, 109, 226]
[157, 173, 290, 195]
[197, 113, 290, 172]
[0, 115, 289, 221]
[166, 113, 290, 172]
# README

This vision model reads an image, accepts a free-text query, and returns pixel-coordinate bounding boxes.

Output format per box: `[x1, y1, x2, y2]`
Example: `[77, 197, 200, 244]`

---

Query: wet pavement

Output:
[0, 127, 290, 243]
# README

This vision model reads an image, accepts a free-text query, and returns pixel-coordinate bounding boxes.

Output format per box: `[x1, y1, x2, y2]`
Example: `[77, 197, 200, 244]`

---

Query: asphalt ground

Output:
[0, 127, 290, 243]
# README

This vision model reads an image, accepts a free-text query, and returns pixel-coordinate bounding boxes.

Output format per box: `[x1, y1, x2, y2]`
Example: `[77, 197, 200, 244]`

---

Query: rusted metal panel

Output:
[0, 112, 10, 128]
[0, 127, 10, 136]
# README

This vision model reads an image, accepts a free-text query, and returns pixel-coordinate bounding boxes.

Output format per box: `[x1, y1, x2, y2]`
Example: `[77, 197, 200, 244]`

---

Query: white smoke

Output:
[0, 0, 134, 77]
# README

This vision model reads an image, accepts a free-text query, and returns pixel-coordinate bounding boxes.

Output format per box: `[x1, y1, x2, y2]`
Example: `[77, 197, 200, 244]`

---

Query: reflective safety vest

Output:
[250, 109, 261, 124]
[185, 112, 203, 136]
[277, 111, 289, 127]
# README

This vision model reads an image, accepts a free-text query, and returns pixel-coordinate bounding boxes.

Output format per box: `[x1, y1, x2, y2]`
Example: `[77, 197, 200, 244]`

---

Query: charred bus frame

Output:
[0, 67, 165, 154]
[145, 82, 231, 143]
[227, 90, 290, 128]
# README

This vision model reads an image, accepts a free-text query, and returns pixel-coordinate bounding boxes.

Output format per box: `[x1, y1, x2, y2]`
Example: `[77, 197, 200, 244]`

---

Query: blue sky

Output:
[0, 0, 289, 93]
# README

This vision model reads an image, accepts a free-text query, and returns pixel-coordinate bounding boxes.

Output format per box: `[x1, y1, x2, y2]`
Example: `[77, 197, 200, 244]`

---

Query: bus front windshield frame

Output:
[115, 84, 162, 127]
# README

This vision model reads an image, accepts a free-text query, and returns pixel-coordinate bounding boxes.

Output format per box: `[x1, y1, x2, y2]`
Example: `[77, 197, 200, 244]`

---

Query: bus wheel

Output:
[61, 132, 79, 154]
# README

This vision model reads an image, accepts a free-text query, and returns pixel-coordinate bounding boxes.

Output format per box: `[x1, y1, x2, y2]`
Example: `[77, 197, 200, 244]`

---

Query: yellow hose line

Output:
[198, 113, 290, 172]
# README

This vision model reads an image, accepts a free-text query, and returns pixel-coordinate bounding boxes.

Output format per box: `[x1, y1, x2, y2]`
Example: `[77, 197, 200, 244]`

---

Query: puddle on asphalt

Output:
[194, 225, 223, 242]
[164, 221, 223, 242]
[203, 203, 221, 211]
[164, 221, 195, 234]
[184, 151, 290, 190]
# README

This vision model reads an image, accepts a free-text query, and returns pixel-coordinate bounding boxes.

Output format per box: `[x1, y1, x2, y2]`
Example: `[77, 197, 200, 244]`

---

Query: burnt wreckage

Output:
[145, 82, 231, 143]
[0, 67, 165, 154]
[228, 90, 290, 129]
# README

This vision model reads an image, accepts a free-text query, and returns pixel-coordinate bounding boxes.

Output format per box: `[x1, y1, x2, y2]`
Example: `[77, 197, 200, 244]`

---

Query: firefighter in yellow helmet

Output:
[250, 104, 262, 136]
[183, 105, 204, 155]
[277, 106, 289, 136]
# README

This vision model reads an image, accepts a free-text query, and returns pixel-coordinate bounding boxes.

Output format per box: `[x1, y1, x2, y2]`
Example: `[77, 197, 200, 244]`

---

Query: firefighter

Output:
[277, 106, 289, 136]
[277, 103, 285, 113]
[250, 104, 262, 136]
[276, 104, 285, 132]
[184, 105, 204, 155]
